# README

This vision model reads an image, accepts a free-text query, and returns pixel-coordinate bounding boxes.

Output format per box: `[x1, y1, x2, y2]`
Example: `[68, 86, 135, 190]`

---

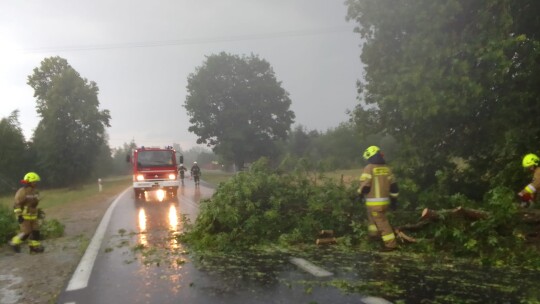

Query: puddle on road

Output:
[0, 274, 23, 304]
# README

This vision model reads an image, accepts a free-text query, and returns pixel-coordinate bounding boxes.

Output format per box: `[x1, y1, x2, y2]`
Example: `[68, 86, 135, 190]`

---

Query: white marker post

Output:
[98, 178, 102, 192]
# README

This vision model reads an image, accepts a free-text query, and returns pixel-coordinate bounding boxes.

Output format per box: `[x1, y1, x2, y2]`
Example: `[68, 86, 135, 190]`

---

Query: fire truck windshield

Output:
[137, 150, 174, 168]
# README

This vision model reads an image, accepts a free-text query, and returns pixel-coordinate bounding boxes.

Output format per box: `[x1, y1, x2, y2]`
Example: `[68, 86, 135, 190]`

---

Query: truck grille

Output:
[141, 172, 169, 180]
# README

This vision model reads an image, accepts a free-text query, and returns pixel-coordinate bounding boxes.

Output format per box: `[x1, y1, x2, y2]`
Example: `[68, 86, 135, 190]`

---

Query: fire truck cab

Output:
[128, 146, 180, 200]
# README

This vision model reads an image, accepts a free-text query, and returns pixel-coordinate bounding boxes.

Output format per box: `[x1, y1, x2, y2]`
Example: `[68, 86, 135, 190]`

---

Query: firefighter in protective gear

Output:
[178, 163, 187, 185]
[9, 172, 44, 253]
[358, 146, 399, 251]
[191, 162, 201, 186]
[518, 153, 540, 208]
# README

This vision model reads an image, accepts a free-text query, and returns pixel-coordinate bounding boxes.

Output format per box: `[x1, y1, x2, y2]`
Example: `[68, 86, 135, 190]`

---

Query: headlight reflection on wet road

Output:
[168, 204, 180, 249]
[138, 208, 148, 246]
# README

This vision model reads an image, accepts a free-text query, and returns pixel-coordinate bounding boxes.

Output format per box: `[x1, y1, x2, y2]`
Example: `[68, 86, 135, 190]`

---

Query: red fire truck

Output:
[128, 146, 180, 200]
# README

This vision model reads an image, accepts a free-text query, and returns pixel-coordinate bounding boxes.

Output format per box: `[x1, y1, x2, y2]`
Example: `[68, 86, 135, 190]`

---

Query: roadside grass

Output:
[0, 176, 131, 209]
[320, 169, 360, 185]
[201, 170, 235, 187]
[0, 176, 131, 242]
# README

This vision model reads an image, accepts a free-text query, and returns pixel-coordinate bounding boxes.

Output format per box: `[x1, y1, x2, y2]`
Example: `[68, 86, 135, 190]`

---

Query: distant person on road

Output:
[191, 161, 201, 186]
[178, 163, 187, 185]
[357, 146, 399, 252]
[9, 172, 45, 253]
[518, 153, 540, 208]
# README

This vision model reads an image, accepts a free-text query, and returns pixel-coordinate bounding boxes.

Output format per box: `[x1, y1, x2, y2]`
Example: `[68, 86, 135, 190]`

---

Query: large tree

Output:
[184, 52, 295, 169]
[346, 0, 540, 202]
[28, 57, 111, 187]
[0, 110, 29, 193]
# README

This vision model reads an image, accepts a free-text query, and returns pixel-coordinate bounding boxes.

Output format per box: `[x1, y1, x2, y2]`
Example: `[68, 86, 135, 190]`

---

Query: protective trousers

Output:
[366, 204, 396, 249]
[11, 219, 42, 250]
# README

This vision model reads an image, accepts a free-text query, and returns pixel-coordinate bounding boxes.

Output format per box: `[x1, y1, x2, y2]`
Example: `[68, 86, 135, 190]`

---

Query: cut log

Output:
[395, 229, 417, 243]
[316, 237, 337, 245]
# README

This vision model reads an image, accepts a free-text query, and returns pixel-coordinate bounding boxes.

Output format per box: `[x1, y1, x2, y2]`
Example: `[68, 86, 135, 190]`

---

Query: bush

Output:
[0, 205, 18, 243]
[0, 206, 64, 244]
[182, 158, 362, 251]
[41, 218, 65, 239]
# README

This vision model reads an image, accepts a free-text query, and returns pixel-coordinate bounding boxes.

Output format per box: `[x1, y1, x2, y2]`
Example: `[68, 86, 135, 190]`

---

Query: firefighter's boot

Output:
[29, 240, 44, 253]
[9, 235, 24, 253]
[9, 241, 21, 253]
[29, 233, 44, 253]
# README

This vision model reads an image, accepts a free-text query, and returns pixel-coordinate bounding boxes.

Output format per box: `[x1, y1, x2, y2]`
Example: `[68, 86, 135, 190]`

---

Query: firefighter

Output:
[9, 172, 45, 253]
[518, 153, 540, 208]
[178, 163, 187, 185]
[358, 146, 399, 252]
[191, 161, 201, 186]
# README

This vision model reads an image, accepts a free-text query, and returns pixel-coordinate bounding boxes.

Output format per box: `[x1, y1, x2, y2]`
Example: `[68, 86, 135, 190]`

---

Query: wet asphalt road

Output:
[56, 180, 377, 304]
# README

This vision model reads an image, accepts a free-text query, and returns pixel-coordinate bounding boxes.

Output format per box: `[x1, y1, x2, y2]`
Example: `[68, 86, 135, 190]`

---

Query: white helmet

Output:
[194, 161, 197, 164]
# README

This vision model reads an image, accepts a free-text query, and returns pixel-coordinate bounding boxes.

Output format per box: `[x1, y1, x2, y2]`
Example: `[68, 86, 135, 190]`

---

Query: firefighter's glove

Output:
[353, 194, 363, 204]
[37, 208, 46, 220]
[17, 215, 24, 224]
[390, 197, 398, 211]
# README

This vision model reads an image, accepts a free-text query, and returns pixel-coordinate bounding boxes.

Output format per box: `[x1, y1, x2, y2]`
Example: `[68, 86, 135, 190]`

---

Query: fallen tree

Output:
[394, 206, 540, 243]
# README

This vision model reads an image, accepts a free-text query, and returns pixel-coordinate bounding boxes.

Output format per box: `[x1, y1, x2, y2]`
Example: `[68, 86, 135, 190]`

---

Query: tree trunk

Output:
[420, 206, 489, 221]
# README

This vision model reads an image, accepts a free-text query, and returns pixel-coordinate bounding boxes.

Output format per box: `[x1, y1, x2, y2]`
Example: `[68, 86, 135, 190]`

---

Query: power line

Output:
[20, 25, 354, 54]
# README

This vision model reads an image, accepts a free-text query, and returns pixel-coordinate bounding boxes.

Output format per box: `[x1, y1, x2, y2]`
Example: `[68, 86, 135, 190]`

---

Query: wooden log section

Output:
[316, 230, 336, 245]
[316, 237, 337, 245]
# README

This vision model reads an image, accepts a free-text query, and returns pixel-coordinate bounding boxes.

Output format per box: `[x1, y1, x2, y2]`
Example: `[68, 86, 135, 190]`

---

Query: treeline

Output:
[0, 112, 220, 195]
[0, 56, 358, 195]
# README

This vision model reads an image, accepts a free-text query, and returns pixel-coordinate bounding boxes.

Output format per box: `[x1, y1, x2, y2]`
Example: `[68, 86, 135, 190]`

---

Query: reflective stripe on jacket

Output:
[359, 164, 397, 204]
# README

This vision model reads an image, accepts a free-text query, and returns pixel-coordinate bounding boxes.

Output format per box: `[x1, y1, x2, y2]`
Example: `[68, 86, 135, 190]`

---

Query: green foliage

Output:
[0, 205, 18, 243]
[0, 206, 63, 242]
[184, 52, 295, 169]
[182, 158, 362, 251]
[28, 56, 111, 187]
[110, 141, 137, 176]
[346, 0, 540, 203]
[41, 218, 65, 239]
[281, 123, 395, 172]
[0, 111, 30, 195]
[407, 186, 540, 267]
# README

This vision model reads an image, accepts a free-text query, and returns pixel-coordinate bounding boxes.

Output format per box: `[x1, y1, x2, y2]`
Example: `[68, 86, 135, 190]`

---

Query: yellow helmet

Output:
[23, 172, 41, 183]
[522, 154, 540, 168]
[363, 146, 380, 160]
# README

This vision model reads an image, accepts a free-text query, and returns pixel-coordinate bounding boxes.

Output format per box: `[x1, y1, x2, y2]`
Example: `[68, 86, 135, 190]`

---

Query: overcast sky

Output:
[0, 0, 363, 151]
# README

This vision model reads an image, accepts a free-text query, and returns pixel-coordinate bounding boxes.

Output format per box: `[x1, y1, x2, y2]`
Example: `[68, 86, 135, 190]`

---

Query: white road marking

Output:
[290, 257, 333, 277]
[65, 187, 131, 291]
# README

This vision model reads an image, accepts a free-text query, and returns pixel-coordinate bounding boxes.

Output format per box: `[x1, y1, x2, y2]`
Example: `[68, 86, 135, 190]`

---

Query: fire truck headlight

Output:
[168, 174, 176, 180]
[137, 174, 145, 181]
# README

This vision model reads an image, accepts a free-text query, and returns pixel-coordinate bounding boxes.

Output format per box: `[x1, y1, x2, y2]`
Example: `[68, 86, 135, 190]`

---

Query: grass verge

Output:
[0, 176, 132, 243]
[201, 170, 235, 187]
